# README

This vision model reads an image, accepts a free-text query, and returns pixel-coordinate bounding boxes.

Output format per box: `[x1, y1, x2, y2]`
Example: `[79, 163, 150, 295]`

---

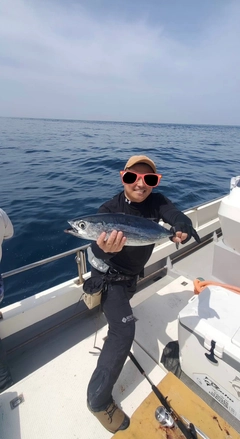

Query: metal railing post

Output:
[75, 250, 87, 285]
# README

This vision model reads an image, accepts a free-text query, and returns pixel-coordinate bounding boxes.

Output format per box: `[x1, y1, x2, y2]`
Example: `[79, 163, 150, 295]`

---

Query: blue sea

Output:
[1, 117, 240, 306]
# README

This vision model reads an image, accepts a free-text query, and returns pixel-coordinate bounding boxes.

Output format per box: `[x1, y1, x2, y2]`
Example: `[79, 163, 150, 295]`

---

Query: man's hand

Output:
[97, 230, 127, 253]
[170, 223, 201, 245]
[171, 231, 188, 245]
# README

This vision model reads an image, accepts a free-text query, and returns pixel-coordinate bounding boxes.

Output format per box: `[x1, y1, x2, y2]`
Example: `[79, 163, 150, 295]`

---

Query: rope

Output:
[193, 278, 240, 295]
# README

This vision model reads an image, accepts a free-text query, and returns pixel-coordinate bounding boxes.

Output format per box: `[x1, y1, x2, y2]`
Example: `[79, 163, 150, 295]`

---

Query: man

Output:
[0, 208, 14, 392]
[87, 155, 196, 433]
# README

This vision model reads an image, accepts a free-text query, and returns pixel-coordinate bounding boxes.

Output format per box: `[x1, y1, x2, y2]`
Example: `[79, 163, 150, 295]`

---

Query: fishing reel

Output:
[155, 406, 174, 427]
[155, 406, 209, 439]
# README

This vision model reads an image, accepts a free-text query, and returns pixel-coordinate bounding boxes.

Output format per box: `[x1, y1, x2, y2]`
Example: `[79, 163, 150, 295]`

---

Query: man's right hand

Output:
[97, 230, 127, 253]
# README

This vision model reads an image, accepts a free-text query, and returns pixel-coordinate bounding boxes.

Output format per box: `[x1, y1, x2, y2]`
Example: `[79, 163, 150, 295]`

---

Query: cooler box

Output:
[178, 285, 240, 421]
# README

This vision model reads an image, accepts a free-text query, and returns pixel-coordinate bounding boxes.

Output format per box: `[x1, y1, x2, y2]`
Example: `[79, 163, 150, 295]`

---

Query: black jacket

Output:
[91, 191, 191, 276]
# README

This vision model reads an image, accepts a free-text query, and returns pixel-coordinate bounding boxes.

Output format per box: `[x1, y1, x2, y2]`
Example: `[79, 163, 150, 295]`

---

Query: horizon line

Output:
[0, 115, 239, 128]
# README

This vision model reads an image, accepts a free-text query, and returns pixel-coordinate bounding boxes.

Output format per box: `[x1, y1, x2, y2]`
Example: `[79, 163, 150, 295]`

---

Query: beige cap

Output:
[124, 155, 157, 173]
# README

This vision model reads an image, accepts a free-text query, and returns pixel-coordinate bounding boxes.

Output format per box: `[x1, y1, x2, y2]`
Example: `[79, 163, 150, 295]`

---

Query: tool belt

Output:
[82, 268, 136, 309]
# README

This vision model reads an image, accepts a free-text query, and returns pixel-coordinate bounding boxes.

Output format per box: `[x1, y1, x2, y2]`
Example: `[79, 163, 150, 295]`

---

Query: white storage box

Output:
[178, 285, 240, 421]
[218, 179, 240, 253]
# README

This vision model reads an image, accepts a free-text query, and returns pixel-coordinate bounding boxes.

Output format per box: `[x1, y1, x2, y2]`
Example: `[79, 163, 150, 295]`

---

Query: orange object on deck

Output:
[193, 278, 240, 295]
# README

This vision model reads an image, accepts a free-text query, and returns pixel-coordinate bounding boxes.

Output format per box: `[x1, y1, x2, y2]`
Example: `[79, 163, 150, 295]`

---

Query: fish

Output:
[67, 213, 173, 246]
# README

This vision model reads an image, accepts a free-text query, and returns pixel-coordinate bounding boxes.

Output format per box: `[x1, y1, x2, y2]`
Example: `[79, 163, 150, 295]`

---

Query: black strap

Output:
[105, 268, 135, 282]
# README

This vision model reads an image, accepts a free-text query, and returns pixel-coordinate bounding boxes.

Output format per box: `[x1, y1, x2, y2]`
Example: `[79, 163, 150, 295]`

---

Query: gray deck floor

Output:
[1, 238, 239, 438]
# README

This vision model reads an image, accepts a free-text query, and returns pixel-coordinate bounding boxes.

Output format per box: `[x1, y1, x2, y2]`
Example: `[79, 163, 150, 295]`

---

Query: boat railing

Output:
[1, 196, 224, 286]
[2, 243, 90, 285]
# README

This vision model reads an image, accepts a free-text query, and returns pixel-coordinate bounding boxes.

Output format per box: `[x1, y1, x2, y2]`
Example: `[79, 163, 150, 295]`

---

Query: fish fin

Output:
[191, 227, 201, 244]
[168, 236, 180, 249]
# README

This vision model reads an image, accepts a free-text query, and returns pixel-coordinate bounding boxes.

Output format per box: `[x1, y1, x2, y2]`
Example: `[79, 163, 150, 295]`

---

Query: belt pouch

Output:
[82, 276, 104, 309]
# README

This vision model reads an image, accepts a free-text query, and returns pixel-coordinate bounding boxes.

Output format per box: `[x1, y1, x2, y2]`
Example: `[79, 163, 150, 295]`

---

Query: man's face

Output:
[123, 163, 154, 203]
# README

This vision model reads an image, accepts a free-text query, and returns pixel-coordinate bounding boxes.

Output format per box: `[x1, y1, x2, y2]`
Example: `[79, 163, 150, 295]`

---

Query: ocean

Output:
[1, 117, 240, 306]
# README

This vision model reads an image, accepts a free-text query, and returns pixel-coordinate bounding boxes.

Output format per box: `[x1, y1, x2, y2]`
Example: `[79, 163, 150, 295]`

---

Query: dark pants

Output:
[87, 271, 137, 411]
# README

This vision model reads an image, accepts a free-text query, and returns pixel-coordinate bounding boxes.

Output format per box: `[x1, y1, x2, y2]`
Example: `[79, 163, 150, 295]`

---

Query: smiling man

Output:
[86, 155, 197, 433]
[121, 156, 160, 203]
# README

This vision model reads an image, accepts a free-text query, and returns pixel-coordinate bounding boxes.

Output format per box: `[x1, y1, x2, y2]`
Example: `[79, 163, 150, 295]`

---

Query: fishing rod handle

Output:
[181, 416, 210, 439]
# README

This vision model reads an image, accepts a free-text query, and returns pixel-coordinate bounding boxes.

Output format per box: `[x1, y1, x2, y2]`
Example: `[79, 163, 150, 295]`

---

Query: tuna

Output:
[67, 213, 172, 246]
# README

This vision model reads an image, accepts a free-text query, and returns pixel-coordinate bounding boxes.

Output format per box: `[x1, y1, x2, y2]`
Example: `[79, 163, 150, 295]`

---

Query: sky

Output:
[0, 0, 240, 125]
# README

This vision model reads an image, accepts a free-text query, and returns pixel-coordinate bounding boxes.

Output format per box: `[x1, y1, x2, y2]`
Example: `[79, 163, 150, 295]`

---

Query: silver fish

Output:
[67, 213, 172, 246]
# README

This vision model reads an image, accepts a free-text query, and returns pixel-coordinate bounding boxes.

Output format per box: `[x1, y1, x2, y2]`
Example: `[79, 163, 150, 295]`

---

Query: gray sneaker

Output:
[87, 400, 130, 433]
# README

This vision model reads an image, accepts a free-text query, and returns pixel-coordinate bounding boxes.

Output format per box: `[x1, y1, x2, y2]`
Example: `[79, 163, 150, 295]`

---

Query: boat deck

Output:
[1, 238, 239, 438]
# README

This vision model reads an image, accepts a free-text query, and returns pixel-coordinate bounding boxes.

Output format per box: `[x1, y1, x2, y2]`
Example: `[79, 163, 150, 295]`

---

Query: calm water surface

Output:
[1, 117, 240, 305]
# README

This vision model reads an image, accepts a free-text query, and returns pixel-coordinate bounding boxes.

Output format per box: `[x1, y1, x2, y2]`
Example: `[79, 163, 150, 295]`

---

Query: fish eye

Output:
[78, 221, 86, 230]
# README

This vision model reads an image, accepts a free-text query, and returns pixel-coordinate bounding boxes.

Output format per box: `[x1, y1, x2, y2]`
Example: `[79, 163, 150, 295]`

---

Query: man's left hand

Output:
[171, 230, 188, 244]
[170, 223, 201, 245]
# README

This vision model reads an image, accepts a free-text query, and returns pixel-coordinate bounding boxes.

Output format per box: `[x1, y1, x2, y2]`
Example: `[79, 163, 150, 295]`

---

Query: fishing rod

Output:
[128, 351, 207, 439]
